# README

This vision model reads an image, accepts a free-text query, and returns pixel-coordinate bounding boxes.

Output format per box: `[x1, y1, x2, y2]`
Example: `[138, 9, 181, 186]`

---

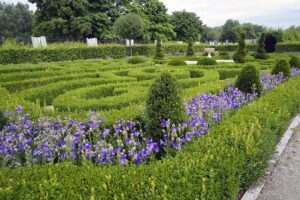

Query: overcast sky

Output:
[2, 0, 300, 28]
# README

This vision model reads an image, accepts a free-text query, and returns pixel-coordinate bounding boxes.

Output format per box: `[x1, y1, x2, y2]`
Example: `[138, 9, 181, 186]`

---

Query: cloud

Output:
[2, 0, 300, 28]
[161, 0, 300, 28]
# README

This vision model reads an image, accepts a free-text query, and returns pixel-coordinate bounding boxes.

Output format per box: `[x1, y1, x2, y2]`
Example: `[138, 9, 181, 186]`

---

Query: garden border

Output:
[241, 114, 300, 200]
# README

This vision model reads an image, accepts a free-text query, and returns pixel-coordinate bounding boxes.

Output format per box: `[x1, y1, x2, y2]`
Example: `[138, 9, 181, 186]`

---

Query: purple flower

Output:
[16, 106, 22, 114]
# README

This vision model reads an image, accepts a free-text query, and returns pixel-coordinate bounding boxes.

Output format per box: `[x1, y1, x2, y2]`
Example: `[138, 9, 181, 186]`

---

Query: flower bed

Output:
[1, 68, 299, 168]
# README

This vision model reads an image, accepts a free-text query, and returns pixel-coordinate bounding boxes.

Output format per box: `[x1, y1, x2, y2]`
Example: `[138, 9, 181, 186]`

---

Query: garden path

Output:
[257, 122, 300, 200]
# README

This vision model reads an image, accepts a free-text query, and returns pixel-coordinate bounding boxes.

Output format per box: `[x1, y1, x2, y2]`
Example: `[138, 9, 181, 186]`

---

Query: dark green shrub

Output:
[233, 32, 247, 63]
[153, 59, 167, 65]
[235, 64, 262, 96]
[218, 70, 240, 80]
[128, 57, 146, 64]
[289, 56, 299, 68]
[186, 39, 195, 57]
[155, 40, 164, 59]
[219, 50, 229, 56]
[272, 59, 291, 78]
[255, 33, 268, 60]
[168, 59, 187, 66]
[145, 72, 185, 146]
[197, 58, 217, 65]
[190, 70, 204, 78]
[0, 109, 7, 131]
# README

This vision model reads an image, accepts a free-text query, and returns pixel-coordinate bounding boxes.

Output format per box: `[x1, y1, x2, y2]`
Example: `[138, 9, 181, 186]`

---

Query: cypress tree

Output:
[233, 32, 247, 63]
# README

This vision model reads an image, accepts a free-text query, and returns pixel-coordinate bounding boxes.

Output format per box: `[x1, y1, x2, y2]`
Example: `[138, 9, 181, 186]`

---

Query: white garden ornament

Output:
[86, 38, 98, 47]
[204, 48, 215, 58]
[31, 36, 47, 48]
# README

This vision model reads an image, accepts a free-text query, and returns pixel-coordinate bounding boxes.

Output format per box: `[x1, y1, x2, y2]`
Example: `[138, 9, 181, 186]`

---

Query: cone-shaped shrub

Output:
[146, 72, 185, 143]
[289, 56, 299, 69]
[155, 39, 164, 59]
[235, 64, 262, 96]
[186, 39, 195, 56]
[233, 32, 247, 63]
[272, 59, 291, 78]
[255, 33, 268, 60]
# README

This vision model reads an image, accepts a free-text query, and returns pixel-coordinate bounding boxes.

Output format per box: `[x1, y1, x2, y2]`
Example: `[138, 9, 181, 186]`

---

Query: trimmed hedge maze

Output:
[0, 59, 245, 126]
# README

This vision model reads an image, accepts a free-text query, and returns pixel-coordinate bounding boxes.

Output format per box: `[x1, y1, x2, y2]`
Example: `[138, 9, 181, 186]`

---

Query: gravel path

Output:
[258, 124, 300, 200]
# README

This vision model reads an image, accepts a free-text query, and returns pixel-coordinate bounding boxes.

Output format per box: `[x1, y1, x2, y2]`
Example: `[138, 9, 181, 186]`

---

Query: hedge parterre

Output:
[1, 68, 298, 168]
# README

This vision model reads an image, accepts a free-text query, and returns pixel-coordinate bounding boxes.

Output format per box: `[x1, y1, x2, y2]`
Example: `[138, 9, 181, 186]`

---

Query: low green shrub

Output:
[145, 72, 186, 147]
[218, 69, 240, 80]
[198, 58, 217, 65]
[128, 57, 146, 64]
[235, 64, 262, 96]
[168, 59, 187, 66]
[272, 59, 291, 78]
[1, 77, 300, 199]
[289, 56, 299, 68]
[190, 70, 204, 78]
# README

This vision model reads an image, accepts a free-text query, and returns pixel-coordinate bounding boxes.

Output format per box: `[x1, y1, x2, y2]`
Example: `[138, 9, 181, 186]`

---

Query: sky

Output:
[2, 0, 300, 28]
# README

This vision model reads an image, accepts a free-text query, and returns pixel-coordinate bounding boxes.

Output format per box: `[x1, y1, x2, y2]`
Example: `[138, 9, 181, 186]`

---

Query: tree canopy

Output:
[0, 2, 33, 39]
[170, 10, 203, 42]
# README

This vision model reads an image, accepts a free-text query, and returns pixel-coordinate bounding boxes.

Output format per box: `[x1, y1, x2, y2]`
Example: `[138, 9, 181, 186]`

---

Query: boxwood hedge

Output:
[0, 76, 300, 200]
[1, 42, 300, 64]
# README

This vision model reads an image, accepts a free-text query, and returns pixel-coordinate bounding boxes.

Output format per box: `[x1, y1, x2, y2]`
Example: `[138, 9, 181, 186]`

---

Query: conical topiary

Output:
[235, 64, 262, 96]
[186, 39, 195, 57]
[289, 56, 299, 69]
[233, 32, 247, 63]
[272, 59, 291, 78]
[255, 33, 268, 60]
[155, 39, 164, 59]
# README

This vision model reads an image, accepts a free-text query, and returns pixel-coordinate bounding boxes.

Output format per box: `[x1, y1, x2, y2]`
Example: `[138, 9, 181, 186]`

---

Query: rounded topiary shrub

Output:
[235, 64, 262, 96]
[128, 57, 146, 64]
[272, 59, 291, 78]
[289, 56, 299, 68]
[198, 58, 217, 65]
[145, 72, 185, 146]
[168, 59, 187, 66]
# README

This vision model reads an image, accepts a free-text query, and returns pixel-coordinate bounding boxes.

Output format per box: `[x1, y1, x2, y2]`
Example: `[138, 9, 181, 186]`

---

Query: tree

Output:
[233, 32, 247, 63]
[30, 0, 131, 39]
[114, 13, 145, 56]
[128, 0, 175, 40]
[201, 26, 221, 42]
[0, 2, 33, 39]
[241, 23, 266, 39]
[169, 10, 203, 42]
[220, 19, 241, 43]
[255, 33, 268, 59]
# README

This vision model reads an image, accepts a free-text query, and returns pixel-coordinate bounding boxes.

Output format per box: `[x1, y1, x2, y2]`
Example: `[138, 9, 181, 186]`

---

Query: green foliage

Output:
[170, 10, 203, 42]
[155, 40, 164, 59]
[168, 59, 187, 66]
[272, 59, 291, 78]
[220, 19, 241, 43]
[235, 64, 262, 96]
[146, 72, 185, 143]
[255, 33, 268, 60]
[289, 56, 299, 68]
[283, 26, 300, 42]
[218, 70, 240, 80]
[1, 77, 300, 199]
[198, 58, 217, 65]
[190, 70, 204, 78]
[128, 57, 146, 64]
[186, 39, 195, 56]
[0, 2, 33, 39]
[233, 32, 247, 63]
[0, 109, 7, 131]
[276, 42, 300, 52]
[114, 13, 145, 40]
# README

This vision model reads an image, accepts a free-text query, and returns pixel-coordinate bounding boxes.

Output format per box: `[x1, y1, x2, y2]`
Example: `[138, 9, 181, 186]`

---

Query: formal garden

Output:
[1, 0, 300, 199]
